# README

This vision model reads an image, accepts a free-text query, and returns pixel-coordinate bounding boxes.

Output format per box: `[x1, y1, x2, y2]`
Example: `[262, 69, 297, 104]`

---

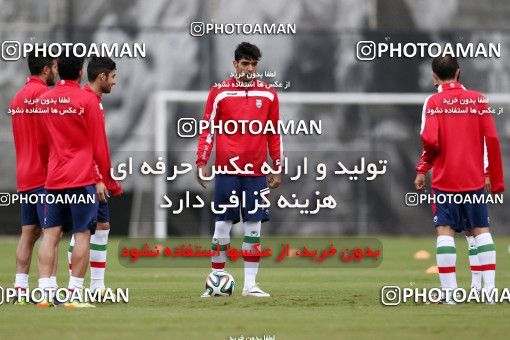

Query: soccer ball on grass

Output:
[205, 271, 235, 297]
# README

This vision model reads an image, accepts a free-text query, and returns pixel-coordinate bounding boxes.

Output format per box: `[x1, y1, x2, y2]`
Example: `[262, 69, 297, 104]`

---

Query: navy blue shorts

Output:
[432, 188, 490, 233]
[20, 186, 45, 226]
[44, 184, 98, 234]
[214, 175, 269, 224]
[98, 201, 109, 223]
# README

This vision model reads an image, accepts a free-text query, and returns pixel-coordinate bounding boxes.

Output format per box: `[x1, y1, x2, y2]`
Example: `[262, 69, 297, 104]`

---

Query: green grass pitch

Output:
[1, 236, 510, 339]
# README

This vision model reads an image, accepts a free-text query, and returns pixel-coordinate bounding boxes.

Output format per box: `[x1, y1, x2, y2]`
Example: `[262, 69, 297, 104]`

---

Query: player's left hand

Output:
[267, 173, 281, 189]
[196, 165, 210, 189]
[485, 176, 492, 193]
[414, 174, 426, 190]
[96, 181, 108, 203]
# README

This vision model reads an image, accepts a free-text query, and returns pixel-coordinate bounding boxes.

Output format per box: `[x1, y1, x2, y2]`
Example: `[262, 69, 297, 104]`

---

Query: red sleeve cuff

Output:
[109, 183, 122, 197]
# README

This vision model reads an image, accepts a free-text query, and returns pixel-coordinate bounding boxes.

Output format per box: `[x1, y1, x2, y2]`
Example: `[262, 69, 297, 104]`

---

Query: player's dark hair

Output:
[58, 55, 85, 80]
[432, 56, 459, 81]
[234, 42, 262, 61]
[27, 51, 55, 76]
[87, 56, 116, 82]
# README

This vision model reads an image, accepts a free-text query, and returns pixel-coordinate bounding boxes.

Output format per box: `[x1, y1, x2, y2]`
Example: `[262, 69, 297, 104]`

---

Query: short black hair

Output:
[432, 56, 459, 81]
[87, 56, 116, 82]
[58, 55, 85, 80]
[234, 42, 261, 61]
[27, 51, 55, 75]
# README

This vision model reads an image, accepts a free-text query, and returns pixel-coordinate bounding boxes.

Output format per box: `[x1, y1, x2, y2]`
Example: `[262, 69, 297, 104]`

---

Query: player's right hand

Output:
[414, 173, 426, 190]
[96, 181, 108, 203]
[196, 165, 210, 189]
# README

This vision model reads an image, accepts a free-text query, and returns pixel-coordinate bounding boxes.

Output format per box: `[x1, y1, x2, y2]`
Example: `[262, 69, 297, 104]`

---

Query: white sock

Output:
[243, 221, 261, 290]
[436, 235, 457, 290]
[39, 277, 51, 289]
[49, 276, 58, 289]
[475, 232, 496, 291]
[466, 236, 482, 290]
[15, 273, 29, 290]
[68, 276, 84, 291]
[90, 230, 109, 291]
[244, 265, 259, 290]
[39, 277, 53, 300]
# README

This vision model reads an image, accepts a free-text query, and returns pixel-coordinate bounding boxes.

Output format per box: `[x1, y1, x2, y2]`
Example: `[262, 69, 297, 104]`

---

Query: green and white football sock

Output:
[466, 236, 482, 290]
[89, 230, 109, 292]
[211, 220, 232, 271]
[475, 232, 496, 291]
[68, 236, 74, 276]
[243, 221, 261, 290]
[436, 235, 457, 292]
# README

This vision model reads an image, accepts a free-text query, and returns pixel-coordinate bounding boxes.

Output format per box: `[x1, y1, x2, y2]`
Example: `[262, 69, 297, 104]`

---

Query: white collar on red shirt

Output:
[437, 82, 466, 93]
[26, 76, 47, 86]
[57, 79, 81, 88]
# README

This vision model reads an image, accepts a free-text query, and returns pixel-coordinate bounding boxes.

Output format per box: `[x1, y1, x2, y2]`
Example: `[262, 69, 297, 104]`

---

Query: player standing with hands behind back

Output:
[196, 42, 283, 297]
[415, 56, 504, 303]
[67, 57, 122, 295]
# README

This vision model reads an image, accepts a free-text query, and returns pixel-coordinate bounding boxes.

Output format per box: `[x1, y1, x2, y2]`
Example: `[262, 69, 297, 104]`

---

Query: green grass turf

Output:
[1, 236, 510, 340]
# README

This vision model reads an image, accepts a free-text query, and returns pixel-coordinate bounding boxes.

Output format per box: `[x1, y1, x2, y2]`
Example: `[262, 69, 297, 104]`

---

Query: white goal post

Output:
[152, 91, 510, 238]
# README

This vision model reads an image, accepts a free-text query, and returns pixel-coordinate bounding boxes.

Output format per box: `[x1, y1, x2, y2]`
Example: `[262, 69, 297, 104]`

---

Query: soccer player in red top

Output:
[415, 56, 504, 303]
[196, 42, 282, 297]
[36, 54, 121, 307]
[9, 52, 58, 303]
[67, 56, 121, 294]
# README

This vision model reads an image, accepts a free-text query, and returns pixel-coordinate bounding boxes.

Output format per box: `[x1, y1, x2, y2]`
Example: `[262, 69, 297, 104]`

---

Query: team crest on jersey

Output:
[256, 99, 262, 108]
